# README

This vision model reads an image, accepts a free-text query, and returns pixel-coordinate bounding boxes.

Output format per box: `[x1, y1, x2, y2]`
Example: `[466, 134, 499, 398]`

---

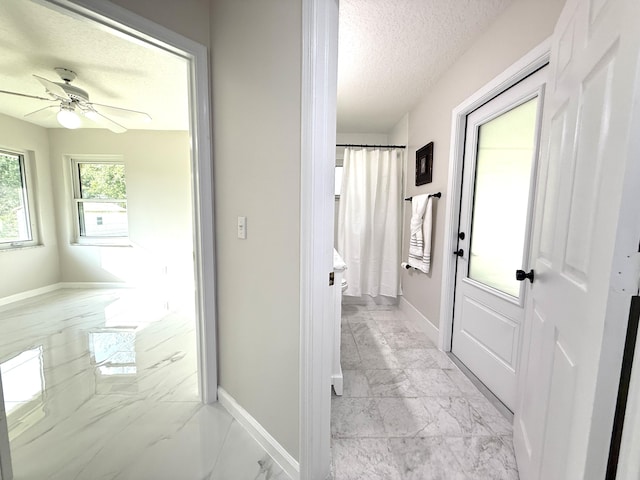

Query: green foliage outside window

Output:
[0, 152, 28, 241]
[79, 163, 127, 200]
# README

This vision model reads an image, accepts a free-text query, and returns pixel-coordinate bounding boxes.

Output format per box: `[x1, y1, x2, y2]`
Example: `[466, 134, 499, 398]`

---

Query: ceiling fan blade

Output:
[0, 89, 51, 101]
[24, 104, 58, 118]
[83, 109, 127, 134]
[33, 75, 69, 100]
[89, 103, 152, 122]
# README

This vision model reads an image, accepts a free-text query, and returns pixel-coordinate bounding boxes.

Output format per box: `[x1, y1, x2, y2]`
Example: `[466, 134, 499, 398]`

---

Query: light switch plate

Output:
[237, 216, 247, 239]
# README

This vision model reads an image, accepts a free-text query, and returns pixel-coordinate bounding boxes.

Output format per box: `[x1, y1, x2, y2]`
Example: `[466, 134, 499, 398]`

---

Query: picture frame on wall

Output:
[416, 142, 433, 186]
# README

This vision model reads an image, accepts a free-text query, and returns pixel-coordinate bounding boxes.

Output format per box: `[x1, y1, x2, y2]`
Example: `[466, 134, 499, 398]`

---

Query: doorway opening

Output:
[0, 0, 215, 477]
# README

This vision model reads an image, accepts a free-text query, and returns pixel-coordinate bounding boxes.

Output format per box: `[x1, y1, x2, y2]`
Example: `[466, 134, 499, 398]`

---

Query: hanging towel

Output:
[421, 196, 433, 273]
[408, 195, 433, 273]
[408, 194, 428, 270]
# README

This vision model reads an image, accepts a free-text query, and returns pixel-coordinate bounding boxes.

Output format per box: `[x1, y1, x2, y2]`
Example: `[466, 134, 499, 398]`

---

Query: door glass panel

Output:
[468, 97, 539, 297]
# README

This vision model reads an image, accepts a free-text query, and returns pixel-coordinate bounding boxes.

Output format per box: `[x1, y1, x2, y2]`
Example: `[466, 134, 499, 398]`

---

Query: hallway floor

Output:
[0, 288, 286, 480]
[331, 300, 519, 480]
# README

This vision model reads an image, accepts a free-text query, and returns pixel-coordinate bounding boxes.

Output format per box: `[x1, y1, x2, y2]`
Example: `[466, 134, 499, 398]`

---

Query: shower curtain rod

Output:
[336, 143, 406, 149]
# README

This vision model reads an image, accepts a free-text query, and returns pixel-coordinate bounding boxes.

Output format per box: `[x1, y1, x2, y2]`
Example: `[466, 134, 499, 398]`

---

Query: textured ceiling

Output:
[0, 0, 189, 131]
[338, 0, 514, 133]
[1, 0, 512, 134]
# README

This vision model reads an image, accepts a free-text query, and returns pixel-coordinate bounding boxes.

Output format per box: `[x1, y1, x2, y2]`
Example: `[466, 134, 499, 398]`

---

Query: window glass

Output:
[74, 160, 128, 239]
[0, 151, 32, 245]
[468, 98, 539, 297]
[78, 163, 127, 200]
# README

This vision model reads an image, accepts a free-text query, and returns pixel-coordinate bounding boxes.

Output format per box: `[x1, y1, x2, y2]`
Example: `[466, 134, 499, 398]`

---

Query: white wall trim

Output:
[299, 0, 339, 479]
[0, 367, 12, 480]
[59, 282, 134, 289]
[48, 0, 218, 404]
[0, 283, 62, 308]
[218, 387, 299, 480]
[399, 296, 439, 345]
[438, 39, 552, 352]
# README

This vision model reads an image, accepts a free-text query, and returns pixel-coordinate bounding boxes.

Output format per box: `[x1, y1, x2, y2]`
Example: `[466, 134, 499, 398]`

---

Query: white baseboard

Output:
[399, 296, 440, 346]
[0, 282, 135, 308]
[0, 283, 62, 307]
[60, 282, 133, 289]
[218, 387, 299, 480]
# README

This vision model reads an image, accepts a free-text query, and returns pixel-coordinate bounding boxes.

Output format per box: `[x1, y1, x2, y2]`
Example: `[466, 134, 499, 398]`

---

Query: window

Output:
[72, 159, 128, 243]
[0, 150, 36, 248]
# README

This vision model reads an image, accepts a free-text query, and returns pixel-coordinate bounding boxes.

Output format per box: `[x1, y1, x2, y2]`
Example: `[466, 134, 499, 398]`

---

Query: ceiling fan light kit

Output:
[0, 67, 152, 133]
[57, 105, 82, 129]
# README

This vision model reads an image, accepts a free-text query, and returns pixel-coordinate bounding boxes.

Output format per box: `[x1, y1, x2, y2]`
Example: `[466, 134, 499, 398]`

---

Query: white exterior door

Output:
[513, 0, 640, 478]
[451, 68, 546, 411]
[0, 371, 12, 480]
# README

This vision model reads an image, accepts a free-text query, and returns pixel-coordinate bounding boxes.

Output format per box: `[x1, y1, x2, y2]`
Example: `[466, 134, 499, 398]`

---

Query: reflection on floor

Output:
[0, 288, 287, 480]
[332, 299, 519, 480]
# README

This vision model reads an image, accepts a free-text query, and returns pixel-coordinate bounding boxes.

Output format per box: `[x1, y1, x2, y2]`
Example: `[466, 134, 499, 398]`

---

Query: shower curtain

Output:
[337, 147, 403, 297]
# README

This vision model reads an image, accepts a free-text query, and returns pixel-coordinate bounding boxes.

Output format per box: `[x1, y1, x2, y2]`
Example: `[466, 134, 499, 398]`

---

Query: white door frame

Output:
[299, 0, 339, 478]
[40, 0, 218, 403]
[0, 371, 11, 480]
[438, 39, 551, 352]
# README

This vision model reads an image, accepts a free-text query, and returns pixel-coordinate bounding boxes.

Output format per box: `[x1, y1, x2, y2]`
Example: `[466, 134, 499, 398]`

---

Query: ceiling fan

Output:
[0, 67, 152, 133]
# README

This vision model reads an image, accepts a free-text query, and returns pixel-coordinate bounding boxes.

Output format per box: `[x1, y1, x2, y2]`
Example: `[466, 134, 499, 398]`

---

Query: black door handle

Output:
[516, 269, 534, 283]
[453, 249, 464, 257]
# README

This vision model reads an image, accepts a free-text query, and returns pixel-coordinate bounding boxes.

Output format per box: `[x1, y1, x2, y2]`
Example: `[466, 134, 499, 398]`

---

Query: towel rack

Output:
[404, 192, 441, 201]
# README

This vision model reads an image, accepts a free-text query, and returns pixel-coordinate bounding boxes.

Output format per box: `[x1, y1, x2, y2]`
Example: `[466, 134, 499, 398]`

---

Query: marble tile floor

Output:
[331, 301, 519, 480]
[0, 288, 287, 480]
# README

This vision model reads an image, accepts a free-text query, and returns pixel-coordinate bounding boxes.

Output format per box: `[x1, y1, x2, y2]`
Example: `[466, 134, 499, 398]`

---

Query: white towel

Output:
[408, 195, 427, 270]
[422, 196, 433, 273]
[408, 195, 433, 273]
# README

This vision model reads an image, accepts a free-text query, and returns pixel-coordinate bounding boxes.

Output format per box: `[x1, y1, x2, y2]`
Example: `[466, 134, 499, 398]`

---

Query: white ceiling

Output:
[0, 0, 189, 131]
[337, 0, 514, 133]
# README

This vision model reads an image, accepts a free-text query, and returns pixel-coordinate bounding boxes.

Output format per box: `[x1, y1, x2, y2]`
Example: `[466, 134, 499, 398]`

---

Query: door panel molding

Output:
[439, 40, 551, 352]
[459, 296, 519, 367]
[513, 0, 640, 476]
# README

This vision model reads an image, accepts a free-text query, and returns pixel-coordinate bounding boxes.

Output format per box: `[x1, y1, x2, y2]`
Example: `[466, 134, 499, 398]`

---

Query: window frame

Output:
[0, 149, 39, 250]
[70, 156, 130, 246]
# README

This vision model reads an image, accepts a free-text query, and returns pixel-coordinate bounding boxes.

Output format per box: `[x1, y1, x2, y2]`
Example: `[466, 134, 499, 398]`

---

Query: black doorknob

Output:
[516, 269, 534, 283]
[453, 249, 464, 257]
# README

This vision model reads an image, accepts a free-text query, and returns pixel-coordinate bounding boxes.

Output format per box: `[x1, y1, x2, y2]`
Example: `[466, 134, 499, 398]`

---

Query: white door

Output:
[451, 68, 546, 410]
[0, 371, 12, 480]
[513, 0, 640, 478]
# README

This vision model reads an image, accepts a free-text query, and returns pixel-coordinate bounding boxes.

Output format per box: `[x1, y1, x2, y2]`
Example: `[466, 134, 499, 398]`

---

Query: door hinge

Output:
[612, 252, 640, 294]
[329, 271, 334, 286]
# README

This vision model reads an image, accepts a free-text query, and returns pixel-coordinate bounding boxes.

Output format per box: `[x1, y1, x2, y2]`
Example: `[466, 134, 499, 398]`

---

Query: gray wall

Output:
[48, 129, 193, 292]
[211, 0, 302, 459]
[0, 114, 60, 298]
[109, 0, 304, 460]
[2, 0, 303, 462]
[400, 0, 565, 330]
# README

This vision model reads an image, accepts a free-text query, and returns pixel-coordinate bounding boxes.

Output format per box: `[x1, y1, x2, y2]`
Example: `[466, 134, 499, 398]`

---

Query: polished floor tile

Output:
[332, 438, 402, 480]
[0, 288, 287, 480]
[332, 298, 519, 479]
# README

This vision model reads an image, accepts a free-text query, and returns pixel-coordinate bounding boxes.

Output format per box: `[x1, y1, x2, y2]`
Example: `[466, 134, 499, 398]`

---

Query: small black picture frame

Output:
[416, 142, 433, 186]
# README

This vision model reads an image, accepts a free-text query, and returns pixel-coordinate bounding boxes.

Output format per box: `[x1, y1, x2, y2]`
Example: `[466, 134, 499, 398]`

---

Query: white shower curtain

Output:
[337, 147, 403, 297]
